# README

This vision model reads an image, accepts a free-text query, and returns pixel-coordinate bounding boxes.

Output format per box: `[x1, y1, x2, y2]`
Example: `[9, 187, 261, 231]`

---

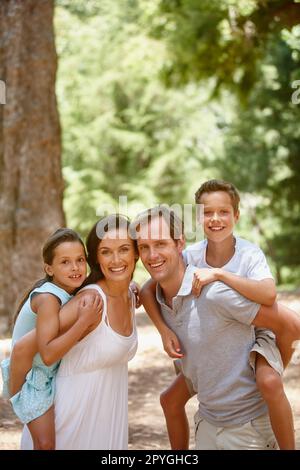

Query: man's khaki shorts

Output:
[194, 412, 278, 450]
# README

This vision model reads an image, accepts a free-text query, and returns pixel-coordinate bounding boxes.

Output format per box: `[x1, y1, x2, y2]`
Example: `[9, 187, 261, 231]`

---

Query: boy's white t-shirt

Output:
[183, 236, 274, 281]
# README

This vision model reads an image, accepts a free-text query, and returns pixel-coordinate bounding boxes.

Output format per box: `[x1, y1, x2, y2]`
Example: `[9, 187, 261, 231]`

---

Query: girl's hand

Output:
[77, 293, 103, 329]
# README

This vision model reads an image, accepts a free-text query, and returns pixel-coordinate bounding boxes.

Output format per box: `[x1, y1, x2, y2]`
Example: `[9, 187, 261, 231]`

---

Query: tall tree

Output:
[0, 0, 65, 329]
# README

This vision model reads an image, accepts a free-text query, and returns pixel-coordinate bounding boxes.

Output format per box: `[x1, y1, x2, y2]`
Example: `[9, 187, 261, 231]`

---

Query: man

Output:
[132, 206, 300, 450]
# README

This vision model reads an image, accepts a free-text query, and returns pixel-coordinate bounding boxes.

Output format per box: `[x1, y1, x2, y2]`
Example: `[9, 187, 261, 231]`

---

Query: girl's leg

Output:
[255, 354, 295, 450]
[160, 373, 193, 449]
[27, 405, 55, 450]
[10, 330, 38, 396]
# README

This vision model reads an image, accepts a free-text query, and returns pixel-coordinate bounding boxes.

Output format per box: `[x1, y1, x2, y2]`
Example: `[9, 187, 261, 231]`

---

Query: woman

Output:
[21, 214, 138, 449]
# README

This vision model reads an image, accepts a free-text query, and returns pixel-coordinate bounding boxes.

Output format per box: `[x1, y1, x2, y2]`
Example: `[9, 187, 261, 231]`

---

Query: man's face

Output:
[137, 216, 184, 284]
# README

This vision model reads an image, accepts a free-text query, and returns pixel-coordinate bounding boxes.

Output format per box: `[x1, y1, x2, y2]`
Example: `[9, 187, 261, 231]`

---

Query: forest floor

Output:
[0, 291, 299, 450]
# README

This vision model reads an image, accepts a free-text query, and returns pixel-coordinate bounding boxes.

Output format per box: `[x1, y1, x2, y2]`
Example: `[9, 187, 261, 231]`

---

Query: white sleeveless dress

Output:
[21, 284, 138, 450]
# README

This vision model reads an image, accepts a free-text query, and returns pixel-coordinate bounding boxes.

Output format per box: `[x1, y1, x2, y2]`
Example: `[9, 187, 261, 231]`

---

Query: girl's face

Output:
[97, 227, 137, 283]
[44, 241, 87, 294]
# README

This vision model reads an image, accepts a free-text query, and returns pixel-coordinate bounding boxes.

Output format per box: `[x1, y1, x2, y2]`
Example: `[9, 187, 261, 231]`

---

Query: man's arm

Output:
[140, 279, 183, 358]
[206, 282, 300, 367]
[252, 302, 300, 366]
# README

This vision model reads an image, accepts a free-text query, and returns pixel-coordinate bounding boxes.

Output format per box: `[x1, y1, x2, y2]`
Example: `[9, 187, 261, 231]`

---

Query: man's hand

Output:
[191, 268, 219, 297]
[161, 327, 184, 358]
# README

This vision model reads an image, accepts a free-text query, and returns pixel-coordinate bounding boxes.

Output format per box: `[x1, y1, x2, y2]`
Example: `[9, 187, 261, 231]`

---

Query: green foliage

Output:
[145, 1, 300, 98]
[218, 29, 300, 275]
[55, 0, 222, 239]
[55, 0, 300, 285]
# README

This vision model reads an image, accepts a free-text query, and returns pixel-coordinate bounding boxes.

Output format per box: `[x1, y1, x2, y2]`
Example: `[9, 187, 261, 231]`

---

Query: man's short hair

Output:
[130, 205, 184, 241]
[195, 179, 240, 213]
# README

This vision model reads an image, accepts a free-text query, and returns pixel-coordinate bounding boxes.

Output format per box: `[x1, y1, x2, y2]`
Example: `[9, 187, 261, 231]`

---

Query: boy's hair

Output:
[13, 228, 85, 324]
[131, 205, 184, 242]
[195, 179, 240, 213]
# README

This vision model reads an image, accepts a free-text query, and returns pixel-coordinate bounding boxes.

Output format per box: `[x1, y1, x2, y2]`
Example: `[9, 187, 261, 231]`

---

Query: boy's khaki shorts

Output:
[249, 328, 283, 376]
[173, 359, 196, 397]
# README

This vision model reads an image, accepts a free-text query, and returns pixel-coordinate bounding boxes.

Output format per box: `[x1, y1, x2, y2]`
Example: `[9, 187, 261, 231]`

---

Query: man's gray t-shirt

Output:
[156, 264, 268, 427]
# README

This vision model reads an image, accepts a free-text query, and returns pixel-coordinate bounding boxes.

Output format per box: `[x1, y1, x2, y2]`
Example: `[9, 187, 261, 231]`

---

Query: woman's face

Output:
[97, 227, 137, 282]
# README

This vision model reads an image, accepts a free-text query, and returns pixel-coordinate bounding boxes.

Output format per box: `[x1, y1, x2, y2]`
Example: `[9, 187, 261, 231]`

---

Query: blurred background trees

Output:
[1, 0, 299, 325]
[56, 0, 300, 285]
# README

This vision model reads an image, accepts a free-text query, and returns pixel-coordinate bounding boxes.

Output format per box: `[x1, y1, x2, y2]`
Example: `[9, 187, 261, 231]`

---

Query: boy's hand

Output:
[192, 268, 219, 297]
[161, 327, 184, 358]
[78, 293, 103, 329]
[130, 281, 141, 308]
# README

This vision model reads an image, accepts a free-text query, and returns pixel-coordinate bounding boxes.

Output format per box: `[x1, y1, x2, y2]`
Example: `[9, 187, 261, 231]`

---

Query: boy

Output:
[140, 180, 295, 450]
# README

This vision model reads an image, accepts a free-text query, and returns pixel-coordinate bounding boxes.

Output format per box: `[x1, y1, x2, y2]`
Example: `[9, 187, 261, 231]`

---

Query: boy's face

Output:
[199, 191, 239, 243]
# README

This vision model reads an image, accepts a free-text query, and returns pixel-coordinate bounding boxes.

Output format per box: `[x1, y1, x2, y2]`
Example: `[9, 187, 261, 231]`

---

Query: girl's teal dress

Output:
[1, 282, 72, 423]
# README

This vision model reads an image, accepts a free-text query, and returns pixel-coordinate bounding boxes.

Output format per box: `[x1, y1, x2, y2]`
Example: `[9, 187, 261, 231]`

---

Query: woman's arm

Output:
[9, 330, 37, 396]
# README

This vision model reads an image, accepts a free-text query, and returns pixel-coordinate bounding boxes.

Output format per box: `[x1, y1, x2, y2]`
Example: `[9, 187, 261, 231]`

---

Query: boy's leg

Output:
[10, 330, 38, 396]
[160, 373, 193, 449]
[255, 354, 295, 450]
[27, 405, 55, 450]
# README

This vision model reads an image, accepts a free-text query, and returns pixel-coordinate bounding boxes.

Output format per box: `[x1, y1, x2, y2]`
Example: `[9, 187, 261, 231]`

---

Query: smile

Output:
[109, 267, 127, 273]
[149, 261, 165, 269]
[69, 274, 82, 279]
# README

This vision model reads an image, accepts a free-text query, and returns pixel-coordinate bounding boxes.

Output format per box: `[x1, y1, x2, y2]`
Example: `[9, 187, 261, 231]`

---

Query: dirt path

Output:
[1, 294, 300, 450]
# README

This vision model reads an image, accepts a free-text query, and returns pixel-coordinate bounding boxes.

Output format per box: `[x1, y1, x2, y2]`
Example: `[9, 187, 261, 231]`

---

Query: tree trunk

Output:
[0, 0, 65, 332]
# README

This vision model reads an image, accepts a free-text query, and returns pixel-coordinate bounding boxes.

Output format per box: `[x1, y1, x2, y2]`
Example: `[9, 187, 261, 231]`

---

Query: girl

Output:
[1, 228, 102, 449]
